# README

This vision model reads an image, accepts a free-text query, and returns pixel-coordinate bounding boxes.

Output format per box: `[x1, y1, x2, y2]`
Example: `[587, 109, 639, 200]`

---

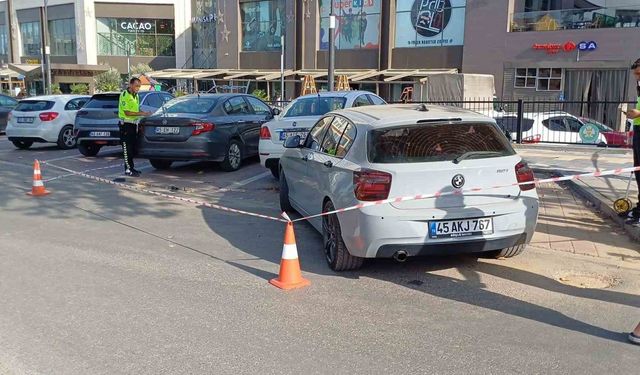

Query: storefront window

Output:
[96, 18, 175, 57]
[319, 0, 381, 50]
[192, 0, 217, 68]
[48, 19, 76, 56]
[240, 0, 285, 52]
[20, 22, 41, 56]
[0, 25, 8, 56]
[395, 0, 466, 48]
[514, 68, 563, 91]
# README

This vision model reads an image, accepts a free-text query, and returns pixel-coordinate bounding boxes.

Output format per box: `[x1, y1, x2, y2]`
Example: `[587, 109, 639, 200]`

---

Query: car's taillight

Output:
[39, 112, 59, 121]
[260, 126, 271, 140]
[353, 169, 392, 201]
[192, 122, 215, 136]
[522, 134, 541, 143]
[515, 162, 535, 191]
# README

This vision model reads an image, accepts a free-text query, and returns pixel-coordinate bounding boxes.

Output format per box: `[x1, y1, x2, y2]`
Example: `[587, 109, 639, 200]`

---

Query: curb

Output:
[533, 167, 640, 243]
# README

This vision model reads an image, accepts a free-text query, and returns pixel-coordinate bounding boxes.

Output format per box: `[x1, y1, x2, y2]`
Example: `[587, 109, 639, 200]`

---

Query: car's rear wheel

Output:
[322, 200, 364, 272]
[220, 140, 243, 172]
[269, 165, 279, 179]
[488, 244, 526, 259]
[279, 170, 293, 213]
[149, 159, 173, 170]
[57, 125, 76, 149]
[78, 143, 101, 157]
[12, 140, 33, 150]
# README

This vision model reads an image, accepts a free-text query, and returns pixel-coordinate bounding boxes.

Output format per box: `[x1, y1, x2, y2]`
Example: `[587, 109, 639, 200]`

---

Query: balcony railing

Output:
[510, 6, 640, 32]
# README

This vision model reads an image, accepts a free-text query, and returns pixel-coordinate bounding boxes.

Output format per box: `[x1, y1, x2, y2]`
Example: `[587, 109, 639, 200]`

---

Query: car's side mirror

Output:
[272, 108, 281, 116]
[284, 135, 302, 149]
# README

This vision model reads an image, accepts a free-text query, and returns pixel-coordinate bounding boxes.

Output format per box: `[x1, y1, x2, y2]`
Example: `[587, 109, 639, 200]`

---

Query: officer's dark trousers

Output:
[634, 129, 640, 207]
[120, 123, 137, 171]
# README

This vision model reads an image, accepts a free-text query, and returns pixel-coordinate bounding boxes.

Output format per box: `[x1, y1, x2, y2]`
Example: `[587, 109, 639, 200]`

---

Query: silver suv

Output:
[279, 104, 539, 271]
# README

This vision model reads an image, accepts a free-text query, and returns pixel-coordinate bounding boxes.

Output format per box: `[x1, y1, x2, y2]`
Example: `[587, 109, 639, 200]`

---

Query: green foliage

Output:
[95, 67, 122, 92]
[70, 83, 89, 95]
[174, 90, 187, 97]
[252, 89, 269, 101]
[50, 83, 62, 95]
[130, 63, 153, 76]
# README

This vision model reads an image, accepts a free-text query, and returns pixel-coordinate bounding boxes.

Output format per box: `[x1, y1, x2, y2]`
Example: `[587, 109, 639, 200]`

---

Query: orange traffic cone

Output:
[269, 221, 310, 290]
[27, 160, 50, 196]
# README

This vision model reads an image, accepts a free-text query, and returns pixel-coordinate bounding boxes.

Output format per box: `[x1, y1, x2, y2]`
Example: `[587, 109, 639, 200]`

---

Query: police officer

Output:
[118, 77, 150, 177]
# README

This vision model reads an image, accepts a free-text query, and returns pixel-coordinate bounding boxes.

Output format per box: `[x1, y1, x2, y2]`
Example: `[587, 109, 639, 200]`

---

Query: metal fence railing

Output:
[388, 99, 635, 147]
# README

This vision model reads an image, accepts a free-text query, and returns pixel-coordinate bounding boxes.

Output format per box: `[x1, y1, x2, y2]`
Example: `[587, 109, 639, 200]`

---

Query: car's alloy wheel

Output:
[321, 201, 364, 272]
[221, 140, 243, 172]
[58, 126, 76, 149]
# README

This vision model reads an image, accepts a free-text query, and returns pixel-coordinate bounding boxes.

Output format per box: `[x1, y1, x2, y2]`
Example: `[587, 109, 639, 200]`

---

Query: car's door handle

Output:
[323, 160, 333, 168]
[236, 120, 247, 124]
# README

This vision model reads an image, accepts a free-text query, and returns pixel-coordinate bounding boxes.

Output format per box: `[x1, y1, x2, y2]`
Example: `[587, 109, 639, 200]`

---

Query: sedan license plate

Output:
[89, 131, 111, 137]
[17, 117, 34, 124]
[155, 126, 180, 135]
[428, 218, 493, 239]
[279, 130, 308, 141]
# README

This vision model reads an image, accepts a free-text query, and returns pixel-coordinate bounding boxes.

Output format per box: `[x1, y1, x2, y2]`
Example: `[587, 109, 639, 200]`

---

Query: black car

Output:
[0, 94, 18, 133]
[138, 94, 276, 171]
[74, 91, 173, 156]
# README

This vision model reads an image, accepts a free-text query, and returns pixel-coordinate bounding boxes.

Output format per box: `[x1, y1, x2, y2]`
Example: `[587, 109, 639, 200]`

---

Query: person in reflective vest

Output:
[118, 77, 151, 177]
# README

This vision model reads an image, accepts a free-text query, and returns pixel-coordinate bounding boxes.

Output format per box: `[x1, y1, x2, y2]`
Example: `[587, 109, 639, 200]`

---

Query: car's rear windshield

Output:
[368, 122, 515, 163]
[163, 98, 217, 114]
[84, 95, 119, 109]
[283, 97, 347, 118]
[494, 116, 534, 133]
[15, 100, 55, 112]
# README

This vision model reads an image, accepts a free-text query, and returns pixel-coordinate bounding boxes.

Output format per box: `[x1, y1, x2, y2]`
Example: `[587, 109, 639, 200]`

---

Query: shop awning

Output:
[8, 63, 110, 78]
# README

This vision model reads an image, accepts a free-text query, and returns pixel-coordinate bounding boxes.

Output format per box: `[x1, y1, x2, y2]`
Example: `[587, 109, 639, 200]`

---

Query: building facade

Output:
[463, 0, 640, 102]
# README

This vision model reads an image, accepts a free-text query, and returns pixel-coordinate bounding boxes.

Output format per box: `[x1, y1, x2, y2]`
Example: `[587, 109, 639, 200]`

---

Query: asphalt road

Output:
[1, 139, 639, 374]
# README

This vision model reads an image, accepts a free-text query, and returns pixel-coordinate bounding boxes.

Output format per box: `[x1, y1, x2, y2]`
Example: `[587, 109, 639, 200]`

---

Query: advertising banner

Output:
[395, 0, 466, 48]
[319, 0, 381, 50]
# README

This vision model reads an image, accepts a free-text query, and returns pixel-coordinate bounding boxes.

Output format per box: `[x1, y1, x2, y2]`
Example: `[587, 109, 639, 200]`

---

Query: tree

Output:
[252, 89, 269, 101]
[70, 84, 89, 95]
[95, 68, 122, 92]
[130, 63, 153, 76]
[50, 83, 62, 95]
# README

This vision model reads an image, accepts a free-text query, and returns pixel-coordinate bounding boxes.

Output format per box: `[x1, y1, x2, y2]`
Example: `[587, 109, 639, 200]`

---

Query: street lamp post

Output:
[280, 34, 285, 102]
[328, 3, 336, 92]
[43, 0, 52, 94]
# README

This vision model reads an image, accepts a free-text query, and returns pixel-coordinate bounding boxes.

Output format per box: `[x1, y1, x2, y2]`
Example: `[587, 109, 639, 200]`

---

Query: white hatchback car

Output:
[279, 104, 539, 271]
[259, 91, 385, 177]
[494, 111, 608, 145]
[6, 95, 90, 150]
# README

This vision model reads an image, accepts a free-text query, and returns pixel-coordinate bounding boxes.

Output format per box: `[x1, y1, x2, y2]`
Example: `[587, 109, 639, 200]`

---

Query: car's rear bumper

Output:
[335, 197, 539, 258]
[258, 139, 284, 168]
[6, 126, 59, 143]
[138, 137, 228, 162]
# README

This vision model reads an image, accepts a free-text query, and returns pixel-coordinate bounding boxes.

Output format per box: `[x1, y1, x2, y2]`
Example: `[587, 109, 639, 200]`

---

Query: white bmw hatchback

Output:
[259, 91, 385, 178]
[6, 95, 90, 150]
[279, 104, 539, 271]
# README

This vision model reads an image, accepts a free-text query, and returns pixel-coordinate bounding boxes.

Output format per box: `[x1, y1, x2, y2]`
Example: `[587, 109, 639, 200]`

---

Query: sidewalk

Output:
[516, 145, 640, 242]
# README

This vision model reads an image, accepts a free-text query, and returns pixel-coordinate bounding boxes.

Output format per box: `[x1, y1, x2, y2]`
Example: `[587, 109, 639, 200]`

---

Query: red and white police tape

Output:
[42, 161, 640, 224]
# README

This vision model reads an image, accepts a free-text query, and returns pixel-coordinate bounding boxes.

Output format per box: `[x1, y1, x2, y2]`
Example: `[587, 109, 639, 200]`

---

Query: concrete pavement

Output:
[1, 141, 639, 374]
[516, 144, 640, 242]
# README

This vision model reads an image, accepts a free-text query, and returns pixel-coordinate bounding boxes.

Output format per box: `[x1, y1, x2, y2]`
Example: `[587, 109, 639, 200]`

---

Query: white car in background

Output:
[279, 104, 539, 271]
[259, 91, 386, 178]
[6, 95, 90, 150]
[493, 111, 608, 145]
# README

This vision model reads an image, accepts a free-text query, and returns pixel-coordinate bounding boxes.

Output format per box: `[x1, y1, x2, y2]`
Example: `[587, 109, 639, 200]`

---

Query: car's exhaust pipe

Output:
[393, 250, 408, 262]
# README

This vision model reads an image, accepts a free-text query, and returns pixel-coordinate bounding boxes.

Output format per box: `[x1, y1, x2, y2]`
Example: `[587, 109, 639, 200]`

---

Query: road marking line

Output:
[42, 154, 83, 163]
[220, 171, 271, 191]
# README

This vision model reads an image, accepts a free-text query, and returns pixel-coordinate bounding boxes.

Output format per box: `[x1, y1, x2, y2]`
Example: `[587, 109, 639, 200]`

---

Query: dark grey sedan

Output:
[138, 94, 276, 171]
[0, 94, 18, 134]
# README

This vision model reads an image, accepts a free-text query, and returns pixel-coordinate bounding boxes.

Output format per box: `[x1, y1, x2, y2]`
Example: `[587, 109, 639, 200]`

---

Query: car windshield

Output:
[163, 98, 217, 114]
[14, 100, 55, 112]
[283, 97, 346, 118]
[368, 122, 515, 163]
[84, 96, 119, 109]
